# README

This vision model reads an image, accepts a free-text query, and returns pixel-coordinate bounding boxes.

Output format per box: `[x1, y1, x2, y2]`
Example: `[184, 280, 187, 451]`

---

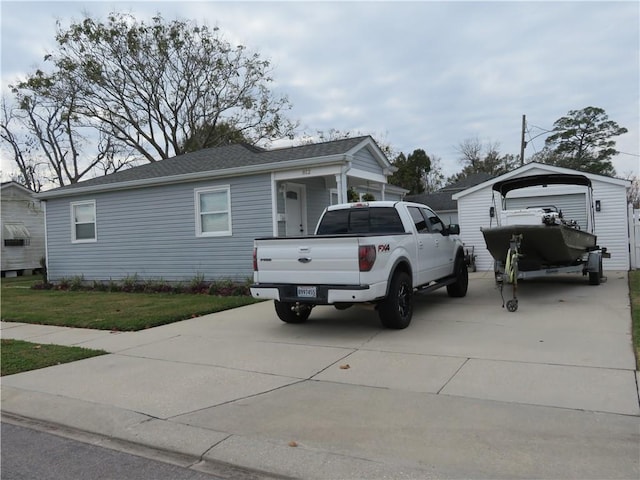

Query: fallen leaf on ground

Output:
[288, 441, 298, 447]
[339, 364, 350, 370]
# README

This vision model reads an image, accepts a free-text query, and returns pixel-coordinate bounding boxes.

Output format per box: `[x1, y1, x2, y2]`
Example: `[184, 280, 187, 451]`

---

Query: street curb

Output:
[1, 411, 292, 480]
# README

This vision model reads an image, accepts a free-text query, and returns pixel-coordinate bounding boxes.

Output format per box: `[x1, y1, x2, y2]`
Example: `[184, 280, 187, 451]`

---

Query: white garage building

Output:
[452, 163, 631, 272]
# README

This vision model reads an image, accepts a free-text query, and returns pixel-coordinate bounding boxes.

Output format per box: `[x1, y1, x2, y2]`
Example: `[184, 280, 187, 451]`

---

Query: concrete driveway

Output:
[2, 272, 639, 479]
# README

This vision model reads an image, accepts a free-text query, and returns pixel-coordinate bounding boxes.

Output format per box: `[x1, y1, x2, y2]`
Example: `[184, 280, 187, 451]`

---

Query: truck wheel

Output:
[378, 271, 413, 329]
[447, 255, 468, 297]
[274, 301, 311, 323]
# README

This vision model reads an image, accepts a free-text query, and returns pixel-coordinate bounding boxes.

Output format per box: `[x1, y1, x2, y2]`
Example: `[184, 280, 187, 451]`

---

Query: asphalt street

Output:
[1, 422, 222, 480]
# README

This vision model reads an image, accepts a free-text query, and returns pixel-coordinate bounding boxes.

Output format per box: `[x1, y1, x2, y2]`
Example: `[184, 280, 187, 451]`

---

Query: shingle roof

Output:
[406, 191, 457, 211]
[41, 136, 373, 195]
[405, 173, 496, 211]
[440, 173, 495, 192]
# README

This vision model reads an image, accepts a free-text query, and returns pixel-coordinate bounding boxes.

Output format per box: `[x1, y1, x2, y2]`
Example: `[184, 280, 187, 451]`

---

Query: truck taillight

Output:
[253, 247, 258, 271]
[359, 245, 376, 272]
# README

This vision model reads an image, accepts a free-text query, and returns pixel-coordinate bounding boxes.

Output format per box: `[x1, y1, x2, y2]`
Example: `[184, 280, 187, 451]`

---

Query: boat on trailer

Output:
[481, 173, 608, 311]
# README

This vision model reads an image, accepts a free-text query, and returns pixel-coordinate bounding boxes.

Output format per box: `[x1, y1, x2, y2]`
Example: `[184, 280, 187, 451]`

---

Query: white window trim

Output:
[195, 186, 232, 237]
[70, 200, 97, 243]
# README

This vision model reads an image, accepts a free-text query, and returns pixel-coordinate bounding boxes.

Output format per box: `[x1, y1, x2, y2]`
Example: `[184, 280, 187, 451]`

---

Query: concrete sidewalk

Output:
[2, 272, 639, 479]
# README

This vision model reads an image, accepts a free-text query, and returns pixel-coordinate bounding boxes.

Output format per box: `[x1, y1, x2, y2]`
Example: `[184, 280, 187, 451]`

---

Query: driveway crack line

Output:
[437, 357, 470, 394]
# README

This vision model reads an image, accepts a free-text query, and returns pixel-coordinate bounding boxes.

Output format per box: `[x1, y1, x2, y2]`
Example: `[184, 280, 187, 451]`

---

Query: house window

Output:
[71, 201, 96, 242]
[4, 239, 30, 247]
[3, 223, 31, 246]
[195, 186, 232, 237]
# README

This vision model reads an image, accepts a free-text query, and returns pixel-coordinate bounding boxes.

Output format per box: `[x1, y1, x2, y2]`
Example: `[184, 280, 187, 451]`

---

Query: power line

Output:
[617, 151, 640, 157]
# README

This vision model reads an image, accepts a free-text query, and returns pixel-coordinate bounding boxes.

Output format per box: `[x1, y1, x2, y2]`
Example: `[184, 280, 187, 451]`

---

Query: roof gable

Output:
[1, 181, 35, 197]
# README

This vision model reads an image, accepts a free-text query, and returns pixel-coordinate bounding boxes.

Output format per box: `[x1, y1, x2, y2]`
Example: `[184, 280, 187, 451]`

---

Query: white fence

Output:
[630, 206, 640, 269]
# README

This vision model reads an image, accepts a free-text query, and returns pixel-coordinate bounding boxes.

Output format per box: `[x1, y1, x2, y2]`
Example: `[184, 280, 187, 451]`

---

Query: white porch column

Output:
[335, 174, 344, 203]
[336, 164, 350, 203]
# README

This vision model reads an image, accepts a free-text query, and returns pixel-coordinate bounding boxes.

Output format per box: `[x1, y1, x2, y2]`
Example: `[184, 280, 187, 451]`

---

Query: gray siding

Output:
[305, 177, 330, 231]
[436, 211, 458, 226]
[45, 174, 273, 282]
[1, 186, 45, 271]
[351, 148, 384, 175]
[384, 190, 403, 202]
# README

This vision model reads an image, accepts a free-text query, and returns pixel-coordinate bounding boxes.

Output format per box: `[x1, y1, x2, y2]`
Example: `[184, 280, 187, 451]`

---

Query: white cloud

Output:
[1, 0, 638, 178]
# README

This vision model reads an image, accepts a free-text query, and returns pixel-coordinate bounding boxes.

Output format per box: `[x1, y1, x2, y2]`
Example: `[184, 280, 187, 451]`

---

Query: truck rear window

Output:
[316, 207, 406, 235]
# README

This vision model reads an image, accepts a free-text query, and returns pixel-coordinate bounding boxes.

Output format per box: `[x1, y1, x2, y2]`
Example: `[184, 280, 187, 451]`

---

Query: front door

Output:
[285, 184, 306, 236]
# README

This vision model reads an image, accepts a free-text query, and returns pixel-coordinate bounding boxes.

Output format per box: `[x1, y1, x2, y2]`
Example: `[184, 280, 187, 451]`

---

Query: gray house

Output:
[1, 182, 45, 276]
[37, 136, 406, 283]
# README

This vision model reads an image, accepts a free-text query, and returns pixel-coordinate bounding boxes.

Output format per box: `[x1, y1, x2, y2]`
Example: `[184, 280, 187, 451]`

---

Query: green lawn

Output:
[1, 275, 260, 331]
[1, 339, 107, 376]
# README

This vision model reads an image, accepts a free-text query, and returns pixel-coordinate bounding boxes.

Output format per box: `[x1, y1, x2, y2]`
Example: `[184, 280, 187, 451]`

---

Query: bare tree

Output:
[42, 12, 297, 162]
[2, 73, 134, 188]
[448, 138, 518, 183]
[1, 97, 44, 191]
[423, 154, 445, 193]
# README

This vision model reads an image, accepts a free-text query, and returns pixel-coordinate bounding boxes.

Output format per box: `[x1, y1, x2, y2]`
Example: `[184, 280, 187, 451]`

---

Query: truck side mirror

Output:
[447, 224, 460, 235]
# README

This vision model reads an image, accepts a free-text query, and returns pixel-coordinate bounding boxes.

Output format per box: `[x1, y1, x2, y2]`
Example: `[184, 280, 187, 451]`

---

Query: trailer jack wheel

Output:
[506, 299, 518, 312]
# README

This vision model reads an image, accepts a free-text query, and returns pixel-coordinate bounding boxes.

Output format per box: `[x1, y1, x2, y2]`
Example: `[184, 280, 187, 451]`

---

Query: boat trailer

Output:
[494, 234, 609, 312]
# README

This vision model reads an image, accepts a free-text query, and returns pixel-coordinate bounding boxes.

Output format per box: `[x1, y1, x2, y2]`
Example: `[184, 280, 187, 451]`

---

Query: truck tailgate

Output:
[255, 237, 362, 285]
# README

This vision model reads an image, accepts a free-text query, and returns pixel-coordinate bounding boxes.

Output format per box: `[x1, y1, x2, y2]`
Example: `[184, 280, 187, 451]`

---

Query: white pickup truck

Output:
[250, 201, 468, 329]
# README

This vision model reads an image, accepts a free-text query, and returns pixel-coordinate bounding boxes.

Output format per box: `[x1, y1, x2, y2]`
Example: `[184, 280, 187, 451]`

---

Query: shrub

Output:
[188, 273, 209, 294]
[69, 275, 85, 291]
[143, 279, 174, 294]
[31, 281, 53, 290]
[122, 274, 144, 293]
[29, 274, 252, 297]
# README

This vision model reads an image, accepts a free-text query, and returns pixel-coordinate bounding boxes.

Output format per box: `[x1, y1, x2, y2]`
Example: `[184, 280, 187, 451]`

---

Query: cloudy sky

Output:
[2, 1, 638, 179]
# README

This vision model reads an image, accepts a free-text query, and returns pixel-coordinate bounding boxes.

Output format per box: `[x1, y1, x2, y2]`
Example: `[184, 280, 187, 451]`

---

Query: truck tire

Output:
[274, 301, 311, 323]
[447, 255, 468, 297]
[378, 271, 413, 329]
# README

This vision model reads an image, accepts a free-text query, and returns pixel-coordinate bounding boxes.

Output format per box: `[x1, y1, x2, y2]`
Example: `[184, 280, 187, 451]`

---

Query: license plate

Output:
[297, 286, 317, 298]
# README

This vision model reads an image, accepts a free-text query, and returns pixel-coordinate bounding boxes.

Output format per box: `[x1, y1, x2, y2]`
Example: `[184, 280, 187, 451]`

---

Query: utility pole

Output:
[520, 114, 526, 166]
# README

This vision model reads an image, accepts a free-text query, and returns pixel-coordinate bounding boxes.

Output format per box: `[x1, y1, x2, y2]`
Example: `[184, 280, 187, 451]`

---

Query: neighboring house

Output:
[37, 136, 407, 283]
[452, 163, 631, 271]
[1, 182, 45, 276]
[405, 173, 495, 226]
